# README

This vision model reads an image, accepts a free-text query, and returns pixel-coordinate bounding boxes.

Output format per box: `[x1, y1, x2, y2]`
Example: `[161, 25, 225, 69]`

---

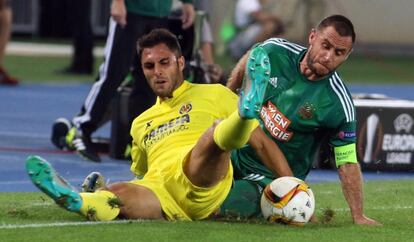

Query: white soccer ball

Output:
[260, 176, 315, 226]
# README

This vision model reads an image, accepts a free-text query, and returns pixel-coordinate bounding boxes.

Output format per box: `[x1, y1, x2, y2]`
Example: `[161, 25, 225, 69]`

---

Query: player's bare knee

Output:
[106, 183, 134, 204]
[106, 182, 129, 196]
[107, 182, 163, 219]
[196, 124, 221, 151]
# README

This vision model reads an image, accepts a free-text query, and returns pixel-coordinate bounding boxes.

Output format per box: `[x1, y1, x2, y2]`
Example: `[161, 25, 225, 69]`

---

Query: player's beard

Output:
[305, 46, 333, 79]
[306, 55, 331, 79]
[155, 62, 184, 99]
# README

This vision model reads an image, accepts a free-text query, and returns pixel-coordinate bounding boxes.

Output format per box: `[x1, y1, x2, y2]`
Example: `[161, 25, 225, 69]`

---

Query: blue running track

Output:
[0, 83, 413, 192]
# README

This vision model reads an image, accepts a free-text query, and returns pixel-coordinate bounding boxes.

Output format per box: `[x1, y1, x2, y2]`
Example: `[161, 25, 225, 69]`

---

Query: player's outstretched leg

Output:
[26, 155, 120, 221]
[212, 47, 271, 151]
[26, 155, 82, 211]
[238, 46, 271, 119]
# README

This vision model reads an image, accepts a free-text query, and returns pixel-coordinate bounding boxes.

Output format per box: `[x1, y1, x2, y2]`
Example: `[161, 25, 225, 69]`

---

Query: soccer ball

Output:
[260, 176, 315, 226]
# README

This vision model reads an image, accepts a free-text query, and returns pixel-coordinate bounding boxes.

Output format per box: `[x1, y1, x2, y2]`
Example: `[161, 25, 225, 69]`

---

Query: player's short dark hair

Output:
[317, 15, 356, 43]
[137, 28, 183, 60]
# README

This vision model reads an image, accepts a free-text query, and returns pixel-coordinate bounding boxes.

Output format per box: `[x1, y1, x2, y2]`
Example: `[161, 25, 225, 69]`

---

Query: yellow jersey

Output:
[129, 81, 238, 220]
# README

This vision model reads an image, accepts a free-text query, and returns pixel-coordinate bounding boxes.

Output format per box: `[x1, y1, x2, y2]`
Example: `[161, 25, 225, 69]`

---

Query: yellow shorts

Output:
[129, 151, 233, 221]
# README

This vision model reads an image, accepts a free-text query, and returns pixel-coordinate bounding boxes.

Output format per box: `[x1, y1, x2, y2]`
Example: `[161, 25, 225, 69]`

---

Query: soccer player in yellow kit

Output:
[26, 28, 291, 221]
[128, 82, 239, 220]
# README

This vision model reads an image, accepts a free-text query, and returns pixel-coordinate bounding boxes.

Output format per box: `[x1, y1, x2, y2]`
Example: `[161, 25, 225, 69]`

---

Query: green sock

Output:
[220, 180, 263, 218]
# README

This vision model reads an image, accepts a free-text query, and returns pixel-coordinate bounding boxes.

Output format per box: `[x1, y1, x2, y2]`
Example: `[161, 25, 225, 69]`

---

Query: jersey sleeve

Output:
[130, 139, 148, 176]
[215, 85, 238, 118]
[326, 72, 359, 167]
[329, 120, 357, 146]
[329, 114, 358, 167]
[129, 118, 148, 176]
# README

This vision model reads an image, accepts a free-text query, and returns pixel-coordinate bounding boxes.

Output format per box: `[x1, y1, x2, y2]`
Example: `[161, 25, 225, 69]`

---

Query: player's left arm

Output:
[334, 143, 381, 225]
[249, 127, 293, 177]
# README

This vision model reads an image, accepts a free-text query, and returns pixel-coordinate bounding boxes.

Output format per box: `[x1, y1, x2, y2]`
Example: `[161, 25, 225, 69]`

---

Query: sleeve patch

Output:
[338, 131, 356, 140]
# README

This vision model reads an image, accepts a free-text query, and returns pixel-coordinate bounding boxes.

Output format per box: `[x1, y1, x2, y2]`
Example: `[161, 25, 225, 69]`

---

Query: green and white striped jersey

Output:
[231, 38, 357, 180]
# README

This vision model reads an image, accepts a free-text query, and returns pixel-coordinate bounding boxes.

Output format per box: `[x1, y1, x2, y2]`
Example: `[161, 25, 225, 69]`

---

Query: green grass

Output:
[338, 55, 414, 84]
[4, 54, 414, 84]
[217, 53, 414, 85]
[4, 55, 101, 83]
[1, 180, 413, 241]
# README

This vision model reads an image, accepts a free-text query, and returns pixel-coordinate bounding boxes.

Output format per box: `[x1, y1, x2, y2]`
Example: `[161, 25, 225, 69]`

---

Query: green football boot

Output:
[26, 155, 82, 212]
[238, 46, 271, 119]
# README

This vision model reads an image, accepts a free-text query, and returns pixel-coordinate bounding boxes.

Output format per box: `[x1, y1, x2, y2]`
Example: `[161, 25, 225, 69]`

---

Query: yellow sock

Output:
[213, 111, 259, 151]
[79, 190, 121, 221]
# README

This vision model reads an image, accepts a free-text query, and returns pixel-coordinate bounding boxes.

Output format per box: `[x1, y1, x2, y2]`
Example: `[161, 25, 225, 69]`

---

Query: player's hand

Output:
[111, 0, 127, 27]
[181, 3, 195, 29]
[207, 64, 223, 83]
[353, 215, 382, 226]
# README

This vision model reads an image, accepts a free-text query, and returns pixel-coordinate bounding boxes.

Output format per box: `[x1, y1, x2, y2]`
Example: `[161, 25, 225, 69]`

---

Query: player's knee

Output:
[106, 182, 131, 199]
[203, 123, 219, 146]
[107, 182, 164, 219]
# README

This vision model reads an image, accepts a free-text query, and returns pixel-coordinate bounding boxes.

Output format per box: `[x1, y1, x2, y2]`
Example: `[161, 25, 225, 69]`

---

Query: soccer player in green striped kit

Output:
[222, 15, 380, 225]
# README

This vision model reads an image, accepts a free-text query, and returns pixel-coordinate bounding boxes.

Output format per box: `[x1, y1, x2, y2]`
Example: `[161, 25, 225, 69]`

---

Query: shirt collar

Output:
[155, 80, 191, 105]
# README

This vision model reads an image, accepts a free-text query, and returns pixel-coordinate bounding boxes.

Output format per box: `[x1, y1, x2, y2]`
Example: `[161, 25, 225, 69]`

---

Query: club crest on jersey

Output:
[145, 120, 153, 130]
[298, 102, 315, 120]
[269, 77, 278, 88]
[179, 103, 192, 114]
[260, 101, 293, 141]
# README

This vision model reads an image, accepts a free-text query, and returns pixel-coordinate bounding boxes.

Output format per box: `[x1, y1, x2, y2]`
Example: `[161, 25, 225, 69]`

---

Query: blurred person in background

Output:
[61, 0, 94, 75]
[51, 0, 194, 162]
[170, 0, 224, 84]
[193, 0, 223, 84]
[228, 0, 285, 60]
[0, 0, 18, 85]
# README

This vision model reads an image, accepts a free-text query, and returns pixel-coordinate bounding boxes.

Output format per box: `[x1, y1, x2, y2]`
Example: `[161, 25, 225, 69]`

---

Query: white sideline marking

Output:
[27, 202, 54, 207]
[1, 205, 413, 229]
[319, 205, 413, 212]
[0, 219, 146, 230]
[354, 99, 414, 108]
[6, 42, 104, 57]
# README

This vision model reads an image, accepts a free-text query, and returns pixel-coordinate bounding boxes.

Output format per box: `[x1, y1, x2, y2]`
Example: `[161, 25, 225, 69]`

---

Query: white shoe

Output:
[81, 171, 105, 192]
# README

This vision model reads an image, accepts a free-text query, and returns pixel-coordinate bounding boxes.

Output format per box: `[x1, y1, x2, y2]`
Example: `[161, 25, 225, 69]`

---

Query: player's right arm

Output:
[227, 51, 250, 93]
[130, 119, 148, 177]
[331, 119, 380, 225]
[248, 127, 293, 177]
[337, 162, 381, 225]
[130, 139, 147, 177]
[227, 39, 290, 93]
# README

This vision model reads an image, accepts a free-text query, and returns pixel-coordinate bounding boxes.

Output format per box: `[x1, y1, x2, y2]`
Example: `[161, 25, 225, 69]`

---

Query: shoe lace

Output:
[72, 137, 87, 151]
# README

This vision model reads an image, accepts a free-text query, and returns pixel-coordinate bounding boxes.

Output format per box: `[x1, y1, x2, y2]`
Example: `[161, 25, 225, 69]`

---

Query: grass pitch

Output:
[1, 180, 413, 242]
[4, 54, 414, 84]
